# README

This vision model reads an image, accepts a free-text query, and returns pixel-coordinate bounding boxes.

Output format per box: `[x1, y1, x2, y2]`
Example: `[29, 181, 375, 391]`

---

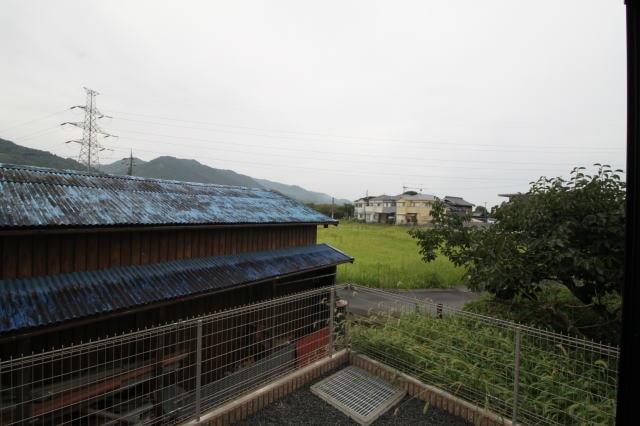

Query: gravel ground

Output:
[235, 371, 473, 426]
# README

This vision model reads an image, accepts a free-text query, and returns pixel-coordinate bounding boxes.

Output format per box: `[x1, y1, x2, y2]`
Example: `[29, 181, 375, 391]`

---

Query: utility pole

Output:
[126, 149, 135, 176]
[62, 87, 116, 170]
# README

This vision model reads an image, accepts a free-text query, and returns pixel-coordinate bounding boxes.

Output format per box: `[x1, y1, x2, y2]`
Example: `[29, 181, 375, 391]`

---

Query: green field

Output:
[317, 222, 464, 289]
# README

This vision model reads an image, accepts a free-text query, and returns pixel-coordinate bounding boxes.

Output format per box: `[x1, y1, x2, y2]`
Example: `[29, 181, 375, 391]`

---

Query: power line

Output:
[5, 106, 620, 203]
[98, 143, 546, 184]
[11, 125, 61, 143]
[112, 129, 620, 171]
[110, 110, 624, 152]
[0, 109, 69, 133]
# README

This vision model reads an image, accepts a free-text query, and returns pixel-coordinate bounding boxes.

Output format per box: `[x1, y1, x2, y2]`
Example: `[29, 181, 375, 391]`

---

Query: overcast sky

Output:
[0, 0, 627, 208]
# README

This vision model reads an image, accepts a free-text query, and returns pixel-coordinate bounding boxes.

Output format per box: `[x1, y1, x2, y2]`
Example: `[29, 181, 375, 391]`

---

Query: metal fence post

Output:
[195, 319, 203, 422]
[512, 327, 521, 425]
[329, 287, 336, 357]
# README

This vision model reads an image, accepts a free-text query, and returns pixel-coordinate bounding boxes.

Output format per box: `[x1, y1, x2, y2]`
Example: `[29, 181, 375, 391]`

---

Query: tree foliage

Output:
[409, 165, 625, 334]
[474, 205, 487, 213]
[305, 202, 354, 220]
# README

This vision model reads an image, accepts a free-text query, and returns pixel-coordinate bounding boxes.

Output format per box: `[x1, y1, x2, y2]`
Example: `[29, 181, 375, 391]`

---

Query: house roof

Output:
[398, 194, 436, 201]
[0, 164, 336, 229]
[370, 195, 400, 201]
[355, 195, 401, 203]
[354, 196, 376, 202]
[0, 243, 353, 335]
[444, 196, 474, 207]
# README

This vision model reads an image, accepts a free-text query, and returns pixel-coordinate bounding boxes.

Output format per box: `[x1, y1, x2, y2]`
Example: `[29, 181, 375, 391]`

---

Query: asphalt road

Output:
[335, 285, 482, 317]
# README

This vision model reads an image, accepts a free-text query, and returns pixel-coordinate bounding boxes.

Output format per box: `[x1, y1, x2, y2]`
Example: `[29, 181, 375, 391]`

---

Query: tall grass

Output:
[350, 311, 617, 425]
[318, 221, 464, 289]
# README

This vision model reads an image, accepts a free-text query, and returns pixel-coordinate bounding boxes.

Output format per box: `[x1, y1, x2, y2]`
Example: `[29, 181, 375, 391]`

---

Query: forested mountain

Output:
[101, 156, 262, 188]
[0, 138, 351, 205]
[255, 178, 351, 205]
[0, 138, 84, 170]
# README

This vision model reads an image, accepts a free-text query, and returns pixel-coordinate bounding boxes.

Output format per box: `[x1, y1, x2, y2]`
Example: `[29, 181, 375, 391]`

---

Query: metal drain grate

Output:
[310, 366, 406, 426]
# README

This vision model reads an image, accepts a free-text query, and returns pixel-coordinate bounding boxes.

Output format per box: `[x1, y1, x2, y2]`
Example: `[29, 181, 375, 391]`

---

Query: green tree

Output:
[409, 164, 625, 336]
[473, 205, 488, 217]
[305, 203, 354, 220]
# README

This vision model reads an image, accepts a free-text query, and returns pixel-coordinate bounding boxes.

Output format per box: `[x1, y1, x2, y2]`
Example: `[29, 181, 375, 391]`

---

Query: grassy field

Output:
[317, 221, 464, 289]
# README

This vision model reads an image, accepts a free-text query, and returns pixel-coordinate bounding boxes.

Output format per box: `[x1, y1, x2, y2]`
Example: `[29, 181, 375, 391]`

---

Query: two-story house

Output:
[443, 196, 474, 215]
[396, 194, 436, 225]
[354, 195, 398, 224]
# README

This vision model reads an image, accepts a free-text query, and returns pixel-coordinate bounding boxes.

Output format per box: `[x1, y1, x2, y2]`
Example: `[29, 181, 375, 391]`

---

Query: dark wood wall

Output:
[0, 225, 317, 279]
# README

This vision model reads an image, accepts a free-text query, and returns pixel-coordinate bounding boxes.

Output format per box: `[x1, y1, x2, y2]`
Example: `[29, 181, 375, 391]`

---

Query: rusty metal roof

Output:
[0, 164, 336, 228]
[0, 243, 353, 335]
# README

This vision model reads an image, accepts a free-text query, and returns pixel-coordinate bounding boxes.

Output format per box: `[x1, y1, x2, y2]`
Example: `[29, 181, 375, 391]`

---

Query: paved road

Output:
[335, 285, 482, 317]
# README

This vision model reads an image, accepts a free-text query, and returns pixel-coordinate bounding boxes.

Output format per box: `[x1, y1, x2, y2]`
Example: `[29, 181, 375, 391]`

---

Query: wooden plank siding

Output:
[0, 225, 318, 280]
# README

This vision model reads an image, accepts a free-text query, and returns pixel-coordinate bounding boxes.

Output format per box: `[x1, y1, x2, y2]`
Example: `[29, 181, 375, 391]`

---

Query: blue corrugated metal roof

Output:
[0, 164, 337, 228]
[0, 243, 353, 335]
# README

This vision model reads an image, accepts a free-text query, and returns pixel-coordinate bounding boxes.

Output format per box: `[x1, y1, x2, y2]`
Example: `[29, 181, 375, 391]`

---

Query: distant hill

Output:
[0, 138, 84, 170]
[0, 137, 350, 205]
[255, 178, 352, 205]
[100, 156, 262, 188]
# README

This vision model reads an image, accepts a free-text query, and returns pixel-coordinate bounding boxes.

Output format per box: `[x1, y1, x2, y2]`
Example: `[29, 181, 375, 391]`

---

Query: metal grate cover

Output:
[311, 366, 406, 425]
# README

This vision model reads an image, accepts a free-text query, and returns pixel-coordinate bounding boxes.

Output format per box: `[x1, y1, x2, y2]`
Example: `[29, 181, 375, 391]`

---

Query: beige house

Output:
[395, 194, 436, 225]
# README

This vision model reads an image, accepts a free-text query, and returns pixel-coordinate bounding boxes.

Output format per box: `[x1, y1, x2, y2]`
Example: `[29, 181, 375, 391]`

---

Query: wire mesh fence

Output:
[345, 285, 619, 425]
[0, 286, 337, 425]
[0, 284, 619, 425]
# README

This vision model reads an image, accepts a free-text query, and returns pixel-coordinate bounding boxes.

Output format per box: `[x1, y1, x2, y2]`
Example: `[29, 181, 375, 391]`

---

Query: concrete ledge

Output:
[183, 349, 510, 426]
[187, 349, 349, 425]
[349, 352, 512, 426]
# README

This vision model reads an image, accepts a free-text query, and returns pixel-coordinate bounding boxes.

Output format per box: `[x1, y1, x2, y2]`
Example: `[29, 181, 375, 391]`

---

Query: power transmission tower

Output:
[62, 87, 116, 170]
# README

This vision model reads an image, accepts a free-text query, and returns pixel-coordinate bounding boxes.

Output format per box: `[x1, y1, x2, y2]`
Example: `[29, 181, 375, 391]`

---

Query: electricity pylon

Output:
[62, 87, 116, 170]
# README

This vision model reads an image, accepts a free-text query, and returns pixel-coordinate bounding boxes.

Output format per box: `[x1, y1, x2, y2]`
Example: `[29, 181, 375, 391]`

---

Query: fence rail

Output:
[0, 284, 620, 425]
[345, 285, 619, 425]
[0, 287, 336, 425]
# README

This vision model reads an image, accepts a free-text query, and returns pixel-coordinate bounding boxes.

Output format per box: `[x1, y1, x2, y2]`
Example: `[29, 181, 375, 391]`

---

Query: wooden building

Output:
[0, 164, 352, 357]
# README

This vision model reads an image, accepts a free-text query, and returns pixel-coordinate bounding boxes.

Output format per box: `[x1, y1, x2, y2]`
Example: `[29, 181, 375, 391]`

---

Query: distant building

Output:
[0, 164, 353, 357]
[443, 196, 474, 215]
[355, 192, 470, 225]
[396, 194, 436, 225]
[354, 195, 399, 223]
[353, 196, 374, 222]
